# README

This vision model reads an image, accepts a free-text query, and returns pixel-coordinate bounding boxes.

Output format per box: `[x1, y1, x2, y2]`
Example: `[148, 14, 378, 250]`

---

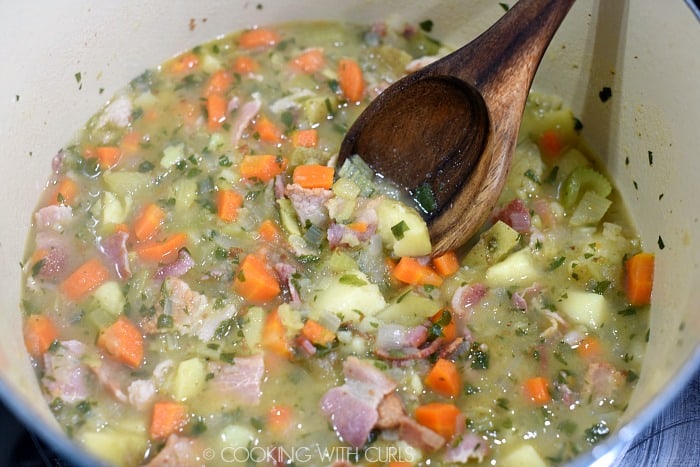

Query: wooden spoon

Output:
[338, 0, 576, 256]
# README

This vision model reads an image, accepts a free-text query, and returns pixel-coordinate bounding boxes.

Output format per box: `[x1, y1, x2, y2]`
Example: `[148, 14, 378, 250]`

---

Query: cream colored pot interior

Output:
[1, 1, 698, 465]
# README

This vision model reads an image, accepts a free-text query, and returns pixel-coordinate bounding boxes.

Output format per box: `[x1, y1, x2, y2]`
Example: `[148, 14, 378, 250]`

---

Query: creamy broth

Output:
[21, 20, 650, 466]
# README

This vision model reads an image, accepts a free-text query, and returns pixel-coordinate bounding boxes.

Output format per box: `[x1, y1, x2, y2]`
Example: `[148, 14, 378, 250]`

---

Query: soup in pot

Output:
[20, 19, 652, 466]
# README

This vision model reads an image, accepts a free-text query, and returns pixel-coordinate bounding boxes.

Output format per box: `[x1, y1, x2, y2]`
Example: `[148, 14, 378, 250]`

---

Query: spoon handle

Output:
[432, 0, 576, 98]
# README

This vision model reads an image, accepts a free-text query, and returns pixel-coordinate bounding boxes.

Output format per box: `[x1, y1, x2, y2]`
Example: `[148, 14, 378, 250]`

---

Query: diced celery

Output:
[552, 148, 590, 181]
[303, 96, 337, 124]
[172, 357, 206, 400]
[310, 270, 387, 321]
[161, 143, 185, 168]
[328, 250, 358, 273]
[463, 221, 520, 267]
[220, 424, 256, 446]
[276, 198, 301, 236]
[569, 190, 612, 226]
[376, 198, 431, 257]
[103, 170, 151, 197]
[560, 167, 612, 209]
[242, 306, 265, 349]
[102, 192, 132, 225]
[485, 248, 538, 287]
[200, 53, 222, 74]
[376, 290, 441, 327]
[277, 303, 304, 332]
[80, 428, 147, 467]
[559, 290, 609, 329]
[91, 281, 126, 316]
[171, 178, 198, 211]
[337, 155, 377, 198]
[500, 444, 547, 467]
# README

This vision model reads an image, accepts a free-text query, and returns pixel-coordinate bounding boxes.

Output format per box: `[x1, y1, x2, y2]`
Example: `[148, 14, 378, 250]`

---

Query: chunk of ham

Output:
[375, 392, 446, 452]
[141, 277, 236, 341]
[450, 283, 487, 339]
[35, 205, 73, 231]
[230, 98, 262, 147]
[443, 432, 490, 463]
[582, 362, 626, 405]
[320, 357, 397, 448]
[154, 248, 195, 280]
[87, 356, 130, 403]
[285, 184, 333, 228]
[42, 340, 90, 404]
[274, 261, 301, 304]
[99, 230, 131, 279]
[208, 353, 265, 405]
[146, 435, 203, 467]
[30, 205, 75, 281]
[493, 198, 531, 234]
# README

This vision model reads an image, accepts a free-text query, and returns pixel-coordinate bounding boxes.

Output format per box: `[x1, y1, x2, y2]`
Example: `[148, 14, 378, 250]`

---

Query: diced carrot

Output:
[425, 358, 461, 398]
[240, 155, 288, 183]
[432, 251, 460, 277]
[267, 405, 294, 434]
[238, 28, 280, 49]
[169, 52, 199, 74]
[291, 128, 318, 148]
[347, 222, 368, 233]
[524, 376, 551, 405]
[388, 463, 414, 467]
[292, 164, 334, 189]
[60, 258, 109, 301]
[144, 108, 159, 123]
[132, 203, 166, 242]
[233, 254, 281, 304]
[576, 335, 602, 361]
[258, 219, 281, 242]
[205, 69, 233, 96]
[385, 257, 397, 273]
[338, 58, 365, 102]
[113, 223, 129, 234]
[537, 129, 566, 162]
[150, 401, 188, 440]
[430, 310, 457, 341]
[216, 189, 243, 223]
[262, 308, 292, 358]
[94, 146, 122, 169]
[97, 316, 144, 368]
[625, 252, 654, 306]
[135, 232, 188, 264]
[23, 315, 59, 358]
[120, 131, 142, 155]
[254, 116, 283, 144]
[301, 319, 336, 346]
[392, 257, 443, 287]
[290, 48, 325, 74]
[52, 177, 78, 206]
[233, 55, 259, 74]
[414, 402, 461, 440]
[207, 92, 229, 130]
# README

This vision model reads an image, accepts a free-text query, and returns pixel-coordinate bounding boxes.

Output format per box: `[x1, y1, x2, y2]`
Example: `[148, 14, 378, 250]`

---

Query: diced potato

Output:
[80, 428, 147, 467]
[220, 424, 256, 446]
[103, 170, 151, 197]
[463, 221, 520, 267]
[376, 198, 431, 257]
[172, 357, 206, 400]
[559, 290, 609, 329]
[102, 191, 132, 225]
[92, 281, 126, 316]
[161, 143, 185, 168]
[485, 248, 538, 287]
[500, 443, 547, 467]
[377, 290, 441, 327]
[277, 303, 304, 333]
[310, 270, 387, 321]
[171, 178, 198, 211]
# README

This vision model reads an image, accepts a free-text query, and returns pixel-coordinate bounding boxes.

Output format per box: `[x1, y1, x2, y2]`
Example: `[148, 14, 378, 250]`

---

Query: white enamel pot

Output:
[1, 1, 698, 465]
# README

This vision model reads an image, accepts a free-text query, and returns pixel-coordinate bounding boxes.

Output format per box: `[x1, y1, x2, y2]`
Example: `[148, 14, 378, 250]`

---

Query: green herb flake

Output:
[220, 352, 235, 363]
[414, 183, 437, 214]
[218, 154, 233, 167]
[496, 397, 510, 410]
[599, 86, 612, 103]
[548, 256, 566, 271]
[469, 342, 489, 370]
[499, 2, 510, 11]
[617, 306, 638, 316]
[138, 161, 155, 173]
[524, 168, 541, 184]
[658, 235, 665, 250]
[281, 111, 294, 129]
[157, 314, 174, 329]
[648, 150, 654, 166]
[338, 274, 367, 286]
[591, 280, 611, 295]
[391, 220, 409, 240]
[464, 384, 480, 395]
[419, 19, 434, 32]
[584, 421, 610, 444]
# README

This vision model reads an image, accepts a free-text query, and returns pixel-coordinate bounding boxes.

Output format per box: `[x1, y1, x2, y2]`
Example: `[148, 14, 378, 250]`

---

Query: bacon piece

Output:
[274, 261, 301, 304]
[42, 340, 90, 404]
[375, 393, 406, 430]
[582, 362, 626, 405]
[87, 356, 130, 403]
[127, 379, 156, 411]
[443, 432, 490, 463]
[398, 417, 446, 452]
[208, 353, 265, 405]
[285, 183, 333, 228]
[320, 357, 397, 447]
[231, 99, 261, 146]
[154, 248, 194, 281]
[99, 230, 131, 279]
[494, 198, 531, 234]
[35, 205, 73, 230]
[146, 435, 203, 467]
[450, 283, 487, 338]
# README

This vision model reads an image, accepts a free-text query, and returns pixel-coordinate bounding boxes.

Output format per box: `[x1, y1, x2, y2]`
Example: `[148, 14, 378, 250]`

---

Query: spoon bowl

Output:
[338, 0, 576, 256]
